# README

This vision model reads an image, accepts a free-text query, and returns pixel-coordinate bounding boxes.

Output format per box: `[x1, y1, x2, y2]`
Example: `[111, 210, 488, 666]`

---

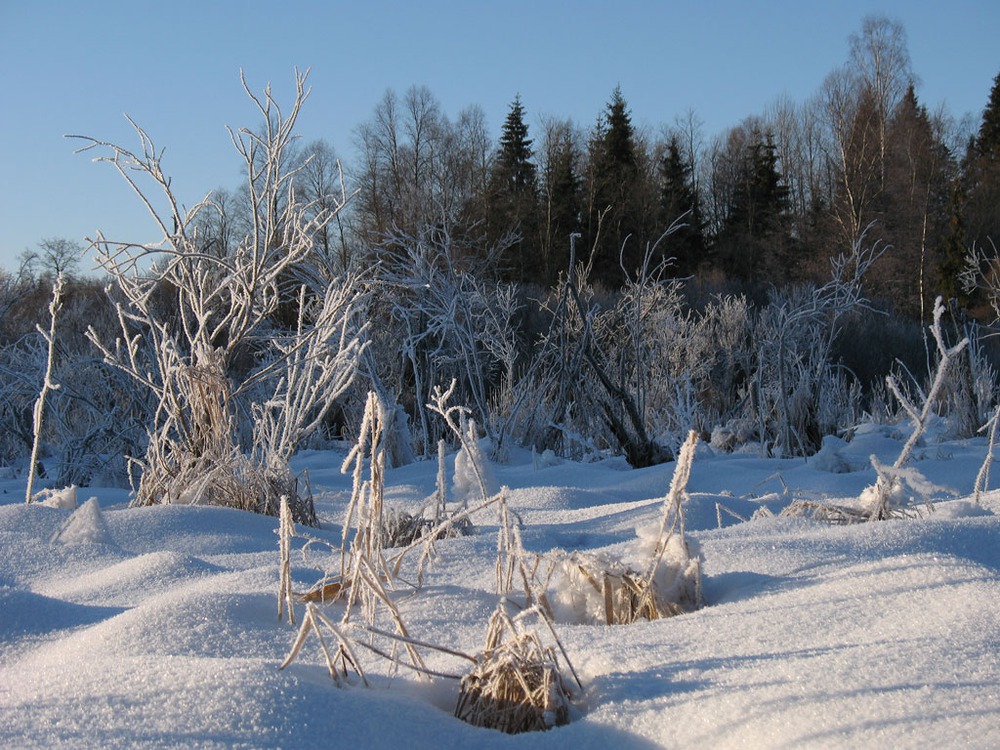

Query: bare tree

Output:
[293, 139, 353, 272]
[19, 238, 84, 281]
[848, 14, 914, 182]
[820, 66, 882, 248]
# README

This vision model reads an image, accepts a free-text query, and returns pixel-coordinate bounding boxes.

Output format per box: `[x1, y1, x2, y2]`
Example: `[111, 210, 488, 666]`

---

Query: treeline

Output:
[178, 15, 999, 320]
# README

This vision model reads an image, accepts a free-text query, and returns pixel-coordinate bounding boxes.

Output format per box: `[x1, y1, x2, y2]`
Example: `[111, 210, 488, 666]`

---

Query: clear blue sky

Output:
[1, 0, 998, 274]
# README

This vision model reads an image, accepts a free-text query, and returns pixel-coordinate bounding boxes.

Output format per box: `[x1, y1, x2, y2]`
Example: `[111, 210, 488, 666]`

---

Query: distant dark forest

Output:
[229, 14, 998, 322]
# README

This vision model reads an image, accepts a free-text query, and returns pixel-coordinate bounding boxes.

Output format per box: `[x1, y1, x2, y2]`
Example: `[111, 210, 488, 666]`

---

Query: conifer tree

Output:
[881, 84, 954, 318]
[587, 87, 644, 285]
[495, 95, 537, 192]
[489, 95, 540, 282]
[715, 130, 790, 282]
[975, 72, 1000, 160]
[541, 120, 581, 285]
[938, 181, 969, 305]
[961, 71, 1000, 276]
[658, 135, 705, 275]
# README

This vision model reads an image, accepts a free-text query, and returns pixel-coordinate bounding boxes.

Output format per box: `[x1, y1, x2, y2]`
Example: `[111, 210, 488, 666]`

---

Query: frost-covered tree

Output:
[73, 70, 368, 523]
[372, 222, 521, 457]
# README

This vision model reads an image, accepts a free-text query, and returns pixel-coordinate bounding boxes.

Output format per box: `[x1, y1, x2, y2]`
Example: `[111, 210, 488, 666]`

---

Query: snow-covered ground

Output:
[2, 423, 999, 749]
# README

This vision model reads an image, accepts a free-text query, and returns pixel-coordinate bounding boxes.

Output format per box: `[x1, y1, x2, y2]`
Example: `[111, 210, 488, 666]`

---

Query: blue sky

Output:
[1, 0, 998, 274]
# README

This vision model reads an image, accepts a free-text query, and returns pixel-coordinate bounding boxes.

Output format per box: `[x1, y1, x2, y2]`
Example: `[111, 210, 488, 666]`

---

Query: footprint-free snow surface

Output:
[2, 424, 999, 749]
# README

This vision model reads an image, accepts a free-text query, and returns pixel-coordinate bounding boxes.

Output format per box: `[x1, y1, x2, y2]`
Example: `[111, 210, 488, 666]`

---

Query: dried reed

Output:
[455, 603, 578, 734]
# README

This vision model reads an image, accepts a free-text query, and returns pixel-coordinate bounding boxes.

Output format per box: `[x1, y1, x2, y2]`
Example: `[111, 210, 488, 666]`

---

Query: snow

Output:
[2, 423, 999, 749]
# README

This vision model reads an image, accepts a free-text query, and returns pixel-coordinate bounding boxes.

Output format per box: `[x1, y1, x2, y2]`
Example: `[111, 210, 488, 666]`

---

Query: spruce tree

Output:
[975, 72, 1000, 160]
[881, 84, 954, 318]
[938, 181, 969, 305]
[489, 95, 540, 282]
[588, 87, 644, 285]
[542, 126, 581, 284]
[962, 70, 1000, 274]
[495, 95, 537, 193]
[658, 135, 705, 275]
[717, 131, 790, 282]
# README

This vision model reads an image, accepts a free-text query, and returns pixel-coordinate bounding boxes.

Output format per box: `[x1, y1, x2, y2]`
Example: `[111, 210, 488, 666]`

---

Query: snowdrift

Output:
[2, 425, 999, 749]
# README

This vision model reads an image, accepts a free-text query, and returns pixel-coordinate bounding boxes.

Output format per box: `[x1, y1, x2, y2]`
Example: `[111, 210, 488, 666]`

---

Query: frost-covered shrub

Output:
[0, 276, 146, 487]
[0, 337, 40, 465]
[935, 322, 999, 438]
[369, 223, 523, 458]
[76, 71, 367, 523]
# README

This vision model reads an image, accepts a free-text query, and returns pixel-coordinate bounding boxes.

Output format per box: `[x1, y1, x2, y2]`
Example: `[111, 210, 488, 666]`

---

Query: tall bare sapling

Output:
[25, 274, 64, 503]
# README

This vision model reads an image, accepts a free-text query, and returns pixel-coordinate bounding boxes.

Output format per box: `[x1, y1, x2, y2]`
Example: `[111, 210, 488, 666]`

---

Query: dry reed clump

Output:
[779, 497, 925, 523]
[533, 430, 703, 625]
[780, 499, 880, 524]
[132, 357, 319, 526]
[540, 551, 689, 625]
[456, 603, 579, 734]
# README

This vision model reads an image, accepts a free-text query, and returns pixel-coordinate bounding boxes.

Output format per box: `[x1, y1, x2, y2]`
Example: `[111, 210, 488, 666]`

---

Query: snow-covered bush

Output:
[371, 222, 522, 457]
[739, 233, 882, 456]
[0, 272, 146, 489]
[75, 70, 368, 523]
[0, 336, 42, 467]
[528, 233, 673, 467]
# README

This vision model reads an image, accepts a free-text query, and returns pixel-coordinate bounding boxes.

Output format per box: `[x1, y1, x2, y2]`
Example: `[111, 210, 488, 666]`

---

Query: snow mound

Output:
[51, 497, 113, 545]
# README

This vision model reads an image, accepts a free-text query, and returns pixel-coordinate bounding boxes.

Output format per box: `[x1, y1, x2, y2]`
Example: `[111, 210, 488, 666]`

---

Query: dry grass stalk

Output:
[282, 393, 430, 683]
[339, 392, 392, 594]
[281, 558, 430, 683]
[642, 430, 697, 581]
[456, 603, 579, 734]
[281, 603, 368, 687]
[426, 383, 530, 598]
[278, 494, 295, 623]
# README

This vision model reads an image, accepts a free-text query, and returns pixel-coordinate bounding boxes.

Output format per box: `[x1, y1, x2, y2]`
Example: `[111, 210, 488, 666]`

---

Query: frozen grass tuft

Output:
[455, 602, 579, 734]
